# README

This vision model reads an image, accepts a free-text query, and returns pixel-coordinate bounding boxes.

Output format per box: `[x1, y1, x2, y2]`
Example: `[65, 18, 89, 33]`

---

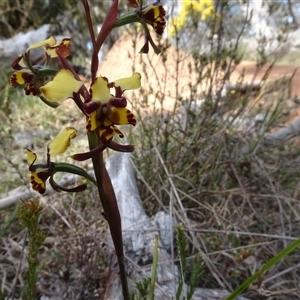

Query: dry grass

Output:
[0, 193, 111, 299]
[128, 34, 300, 299]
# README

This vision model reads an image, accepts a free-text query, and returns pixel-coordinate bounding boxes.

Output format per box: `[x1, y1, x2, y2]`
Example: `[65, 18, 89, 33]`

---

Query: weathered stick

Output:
[262, 116, 300, 147]
[0, 171, 94, 209]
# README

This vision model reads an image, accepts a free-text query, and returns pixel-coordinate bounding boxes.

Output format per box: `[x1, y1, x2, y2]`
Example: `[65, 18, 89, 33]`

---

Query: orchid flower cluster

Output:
[10, 1, 166, 195]
[10, 0, 166, 298]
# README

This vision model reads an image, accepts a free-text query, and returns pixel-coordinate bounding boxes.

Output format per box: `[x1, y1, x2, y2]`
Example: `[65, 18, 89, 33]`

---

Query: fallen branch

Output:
[240, 115, 300, 155]
[0, 170, 94, 209]
[0, 25, 50, 62]
[262, 116, 300, 147]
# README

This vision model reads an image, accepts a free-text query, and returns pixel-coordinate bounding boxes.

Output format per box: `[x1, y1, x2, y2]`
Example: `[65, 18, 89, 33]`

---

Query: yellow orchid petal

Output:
[26, 36, 56, 52]
[26, 148, 49, 194]
[109, 108, 136, 125]
[113, 72, 141, 91]
[48, 127, 77, 156]
[142, 4, 166, 35]
[18, 56, 27, 68]
[99, 126, 124, 142]
[90, 76, 111, 103]
[40, 70, 83, 102]
[10, 70, 34, 87]
[26, 148, 37, 166]
[45, 38, 71, 58]
[30, 171, 47, 194]
[86, 111, 98, 132]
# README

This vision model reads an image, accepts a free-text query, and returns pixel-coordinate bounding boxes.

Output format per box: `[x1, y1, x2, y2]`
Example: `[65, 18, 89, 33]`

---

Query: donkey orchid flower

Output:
[26, 36, 71, 59]
[27, 148, 53, 194]
[124, 0, 166, 54]
[27, 127, 82, 194]
[137, 1, 166, 35]
[71, 73, 141, 160]
[10, 55, 38, 95]
[127, 0, 166, 34]
[86, 73, 140, 142]
[11, 36, 71, 80]
[10, 37, 71, 98]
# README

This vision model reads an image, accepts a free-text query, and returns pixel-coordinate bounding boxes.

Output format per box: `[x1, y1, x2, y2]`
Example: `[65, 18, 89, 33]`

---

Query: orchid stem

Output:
[88, 131, 129, 300]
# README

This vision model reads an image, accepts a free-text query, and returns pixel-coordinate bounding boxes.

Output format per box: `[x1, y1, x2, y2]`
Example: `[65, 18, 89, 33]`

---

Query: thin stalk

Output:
[149, 235, 158, 300]
[82, 0, 96, 49]
[91, 0, 119, 80]
[88, 131, 129, 300]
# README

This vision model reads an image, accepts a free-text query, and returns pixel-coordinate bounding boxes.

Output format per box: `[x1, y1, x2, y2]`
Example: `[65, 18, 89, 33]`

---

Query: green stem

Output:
[149, 235, 158, 300]
[114, 13, 140, 28]
[88, 131, 129, 300]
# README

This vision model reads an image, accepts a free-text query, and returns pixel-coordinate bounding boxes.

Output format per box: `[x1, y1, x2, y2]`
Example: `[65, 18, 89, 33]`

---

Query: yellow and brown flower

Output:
[10, 37, 71, 96]
[27, 127, 77, 194]
[125, 0, 166, 54]
[85, 73, 140, 143]
[128, 0, 166, 35]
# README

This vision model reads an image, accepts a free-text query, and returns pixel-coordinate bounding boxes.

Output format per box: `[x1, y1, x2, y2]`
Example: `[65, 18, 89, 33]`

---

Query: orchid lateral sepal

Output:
[114, 13, 161, 54]
[53, 162, 98, 186]
[71, 144, 107, 161]
[71, 140, 134, 161]
[139, 21, 161, 54]
[11, 55, 26, 70]
[107, 141, 135, 153]
[49, 176, 87, 193]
